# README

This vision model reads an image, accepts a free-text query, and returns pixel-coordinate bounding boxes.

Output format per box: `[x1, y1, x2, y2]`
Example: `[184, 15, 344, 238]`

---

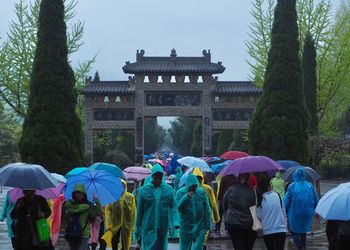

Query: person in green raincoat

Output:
[135, 164, 179, 250]
[65, 184, 103, 250]
[270, 171, 286, 198]
[0, 193, 15, 248]
[176, 174, 212, 250]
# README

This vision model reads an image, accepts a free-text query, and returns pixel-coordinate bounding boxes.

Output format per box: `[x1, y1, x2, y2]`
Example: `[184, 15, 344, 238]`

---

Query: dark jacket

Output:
[11, 195, 52, 249]
[223, 183, 255, 230]
[218, 175, 239, 207]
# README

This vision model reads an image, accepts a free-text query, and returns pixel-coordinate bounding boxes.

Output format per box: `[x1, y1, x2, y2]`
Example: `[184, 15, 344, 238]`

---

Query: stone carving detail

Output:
[202, 75, 211, 83]
[175, 75, 185, 83]
[135, 149, 143, 163]
[213, 109, 254, 121]
[135, 75, 145, 83]
[136, 117, 143, 147]
[148, 75, 158, 84]
[94, 109, 134, 121]
[162, 75, 171, 83]
[145, 92, 201, 106]
[189, 75, 199, 83]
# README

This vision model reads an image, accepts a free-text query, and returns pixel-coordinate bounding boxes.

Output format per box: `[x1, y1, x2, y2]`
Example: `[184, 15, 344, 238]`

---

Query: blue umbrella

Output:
[282, 166, 320, 182]
[64, 170, 124, 206]
[65, 167, 87, 179]
[0, 163, 59, 190]
[177, 156, 212, 173]
[89, 162, 125, 179]
[212, 160, 232, 173]
[316, 182, 350, 220]
[277, 160, 301, 169]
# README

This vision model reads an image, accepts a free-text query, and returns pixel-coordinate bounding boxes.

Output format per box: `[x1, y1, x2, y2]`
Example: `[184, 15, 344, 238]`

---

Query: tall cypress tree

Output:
[248, 0, 309, 163]
[20, 0, 83, 173]
[302, 33, 318, 134]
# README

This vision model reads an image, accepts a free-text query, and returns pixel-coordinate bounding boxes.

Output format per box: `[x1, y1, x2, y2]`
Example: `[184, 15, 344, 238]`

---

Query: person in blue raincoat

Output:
[135, 164, 179, 250]
[284, 168, 318, 250]
[0, 193, 15, 248]
[176, 174, 211, 250]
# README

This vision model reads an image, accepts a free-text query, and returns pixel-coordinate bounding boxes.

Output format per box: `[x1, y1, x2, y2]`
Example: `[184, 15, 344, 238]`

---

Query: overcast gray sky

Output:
[0, 0, 342, 83]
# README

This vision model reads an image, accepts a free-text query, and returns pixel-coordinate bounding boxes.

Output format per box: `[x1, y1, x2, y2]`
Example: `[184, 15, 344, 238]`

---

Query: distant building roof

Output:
[214, 81, 262, 94]
[122, 49, 225, 75]
[81, 81, 134, 95]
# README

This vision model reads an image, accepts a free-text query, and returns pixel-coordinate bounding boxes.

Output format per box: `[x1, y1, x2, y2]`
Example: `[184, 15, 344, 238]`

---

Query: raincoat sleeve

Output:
[176, 192, 191, 213]
[91, 199, 103, 217]
[38, 196, 51, 218]
[135, 190, 144, 236]
[170, 191, 180, 227]
[66, 201, 90, 214]
[0, 194, 9, 221]
[206, 186, 220, 223]
[203, 191, 212, 230]
[104, 204, 113, 230]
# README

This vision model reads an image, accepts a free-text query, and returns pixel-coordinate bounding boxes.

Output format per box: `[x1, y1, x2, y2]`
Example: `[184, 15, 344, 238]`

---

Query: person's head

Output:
[23, 190, 35, 201]
[152, 172, 163, 187]
[258, 178, 271, 194]
[186, 174, 199, 192]
[72, 184, 87, 203]
[239, 173, 250, 184]
[193, 167, 204, 185]
[293, 168, 306, 182]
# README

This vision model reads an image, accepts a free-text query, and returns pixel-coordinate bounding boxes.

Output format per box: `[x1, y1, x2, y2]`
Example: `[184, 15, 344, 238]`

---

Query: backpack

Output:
[64, 214, 87, 242]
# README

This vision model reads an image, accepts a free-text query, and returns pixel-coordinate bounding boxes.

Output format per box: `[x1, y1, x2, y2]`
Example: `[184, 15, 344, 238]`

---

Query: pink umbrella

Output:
[9, 183, 66, 203]
[123, 167, 151, 182]
[148, 159, 166, 167]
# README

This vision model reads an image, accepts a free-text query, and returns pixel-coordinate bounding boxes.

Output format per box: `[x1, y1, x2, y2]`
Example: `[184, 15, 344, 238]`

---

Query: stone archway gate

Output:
[82, 49, 262, 164]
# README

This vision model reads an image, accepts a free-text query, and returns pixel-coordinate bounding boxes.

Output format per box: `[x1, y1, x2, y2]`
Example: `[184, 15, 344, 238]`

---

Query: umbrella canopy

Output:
[211, 160, 232, 173]
[51, 173, 67, 183]
[201, 156, 221, 163]
[282, 166, 320, 182]
[0, 163, 59, 190]
[89, 162, 125, 179]
[220, 151, 249, 160]
[177, 156, 212, 172]
[123, 167, 151, 182]
[64, 170, 124, 206]
[277, 160, 301, 169]
[65, 167, 88, 179]
[219, 156, 282, 176]
[316, 182, 350, 220]
[147, 159, 166, 167]
[9, 183, 65, 203]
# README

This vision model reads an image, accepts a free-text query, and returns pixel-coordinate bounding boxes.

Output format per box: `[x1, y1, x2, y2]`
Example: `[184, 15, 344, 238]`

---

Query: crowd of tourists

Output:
[1, 159, 350, 250]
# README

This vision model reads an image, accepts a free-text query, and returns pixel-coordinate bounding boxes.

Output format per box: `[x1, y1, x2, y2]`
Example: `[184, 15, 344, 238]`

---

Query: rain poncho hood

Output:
[176, 174, 211, 250]
[271, 171, 285, 198]
[135, 164, 178, 250]
[284, 167, 318, 233]
[104, 178, 136, 249]
[193, 167, 220, 224]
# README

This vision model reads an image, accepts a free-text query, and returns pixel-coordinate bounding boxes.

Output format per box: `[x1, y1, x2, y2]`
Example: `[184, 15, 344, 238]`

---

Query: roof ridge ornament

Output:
[170, 48, 177, 61]
[136, 49, 145, 62]
[202, 49, 211, 62]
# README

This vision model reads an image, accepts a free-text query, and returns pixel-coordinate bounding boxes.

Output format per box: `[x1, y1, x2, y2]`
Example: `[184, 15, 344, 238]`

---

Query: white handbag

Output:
[249, 188, 262, 231]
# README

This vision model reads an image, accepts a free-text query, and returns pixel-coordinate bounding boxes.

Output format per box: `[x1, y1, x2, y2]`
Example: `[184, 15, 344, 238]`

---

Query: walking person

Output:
[104, 179, 136, 250]
[1, 193, 15, 249]
[10, 190, 53, 250]
[135, 164, 179, 250]
[65, 184, 102, 250]
[270, 171, 286, 198]
[326, 220, 350, 250]
[223, 173, 257, 250]
[176, 174, 211, 250]
[257, 179, 287, 250]
[284, 168, 318, 250]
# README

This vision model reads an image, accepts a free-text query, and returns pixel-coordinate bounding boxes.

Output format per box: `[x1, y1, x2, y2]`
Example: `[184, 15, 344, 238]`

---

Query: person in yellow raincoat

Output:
[103, 179, 136, 250]
[135, 164, 179, 250]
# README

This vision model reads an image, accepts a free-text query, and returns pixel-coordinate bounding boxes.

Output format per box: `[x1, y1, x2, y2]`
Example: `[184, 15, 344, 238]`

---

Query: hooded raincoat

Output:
[65, 184, 103, 237]
[104, 179, 136, 249]
[193, 168, 220, 224]
[270, 171, 286, 198]
[176, 174, 211, 250]
[0, 193, 14, 238]
[135, 165, 179, 250]
[284, 168, 318, 233]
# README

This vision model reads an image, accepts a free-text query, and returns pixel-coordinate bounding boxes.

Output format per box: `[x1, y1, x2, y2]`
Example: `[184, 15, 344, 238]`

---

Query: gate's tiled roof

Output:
[123, 49, 225, 75]
[214, 81, 262, 94]
[81, 81, 134, 95]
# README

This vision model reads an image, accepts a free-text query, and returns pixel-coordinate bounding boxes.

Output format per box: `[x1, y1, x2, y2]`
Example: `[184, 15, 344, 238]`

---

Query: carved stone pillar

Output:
[202, 88, 212, 156]
[84, 97, 93, 163]
[134, 89, 144, 165]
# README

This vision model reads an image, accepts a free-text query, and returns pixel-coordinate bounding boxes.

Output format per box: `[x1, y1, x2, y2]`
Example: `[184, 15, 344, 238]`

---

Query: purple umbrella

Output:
[9, 183, 65, 203]
[219, 156, 283, 176]
[123, 167, 151, 182]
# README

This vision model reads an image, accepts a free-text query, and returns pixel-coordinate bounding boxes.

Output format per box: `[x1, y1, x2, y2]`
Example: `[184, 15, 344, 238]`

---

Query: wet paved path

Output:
[0, 181, 345, 249]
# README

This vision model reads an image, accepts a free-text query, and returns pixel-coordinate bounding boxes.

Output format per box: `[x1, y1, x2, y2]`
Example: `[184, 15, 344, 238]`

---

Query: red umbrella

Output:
[220, 151, 249, 160]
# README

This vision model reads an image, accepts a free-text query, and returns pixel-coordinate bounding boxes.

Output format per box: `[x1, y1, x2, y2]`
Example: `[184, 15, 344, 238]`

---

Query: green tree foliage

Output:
[93, 130, 134, 164]
[0, 0, 95, 118]
[169, 117, 197, 155]
[303, 33, 318, 134]
[229, 130, 250, 152]
[93, 71, 100, 82]
[190, 122, 202, 156]
[19, 0, 83, 173]
[248, 0, 309, 163]
[144, 118, 166, 154]
[215, 130, 235, 155]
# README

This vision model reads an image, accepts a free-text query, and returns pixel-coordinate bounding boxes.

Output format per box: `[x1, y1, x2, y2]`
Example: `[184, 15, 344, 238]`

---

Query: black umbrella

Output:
[282, 166, 320, 182]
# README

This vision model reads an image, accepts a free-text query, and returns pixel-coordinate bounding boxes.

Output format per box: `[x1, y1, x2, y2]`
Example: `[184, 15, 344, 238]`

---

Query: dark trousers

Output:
[228, 228, 257, 250]
[291, 232, 306, 250]
[215, 205, 224, 232]
[111, 229, 122, 250]
[263, 232, 286, 250]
